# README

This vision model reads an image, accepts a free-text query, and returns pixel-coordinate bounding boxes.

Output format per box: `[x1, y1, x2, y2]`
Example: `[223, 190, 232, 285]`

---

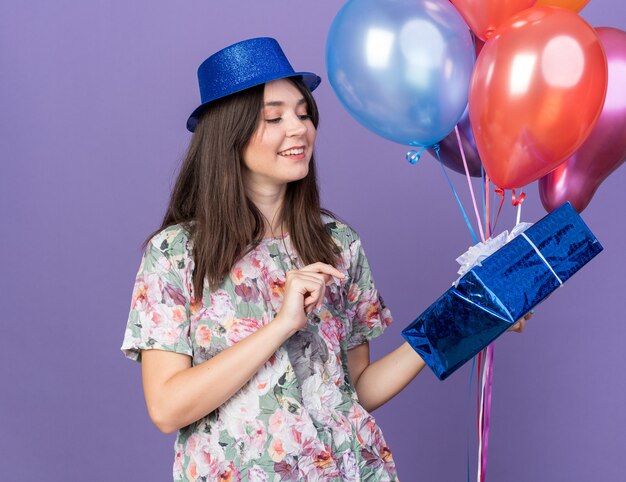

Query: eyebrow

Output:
[264, 98, 307, 107]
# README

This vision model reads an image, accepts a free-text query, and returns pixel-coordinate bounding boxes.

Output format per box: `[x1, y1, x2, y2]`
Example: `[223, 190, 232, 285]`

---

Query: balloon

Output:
[326, 0, 475, 146]
[469, 6, 608, 189]
[437, 105, 483, 177]
[539, 27, 626, 213]
[474, 36, 485, 57]
[450, 0, 536, 41]
[535, 0, 589, 13]
[437, 32, 483, 177]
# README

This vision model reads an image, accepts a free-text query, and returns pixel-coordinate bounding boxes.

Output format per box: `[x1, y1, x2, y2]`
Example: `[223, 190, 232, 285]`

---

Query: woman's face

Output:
[242, 79, 317, 189]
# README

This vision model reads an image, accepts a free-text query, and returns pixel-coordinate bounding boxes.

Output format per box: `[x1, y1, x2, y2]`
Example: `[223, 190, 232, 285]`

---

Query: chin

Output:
[285, 167, 309, 183]
[289, 162, 309, 181]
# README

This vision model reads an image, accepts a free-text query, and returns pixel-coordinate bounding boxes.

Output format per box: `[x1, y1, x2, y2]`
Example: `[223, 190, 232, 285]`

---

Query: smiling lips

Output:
[278, 146, 306, 159]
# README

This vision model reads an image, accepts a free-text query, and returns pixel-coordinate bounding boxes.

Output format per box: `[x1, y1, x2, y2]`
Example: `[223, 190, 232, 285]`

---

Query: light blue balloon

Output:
[326, 0, 475, 146]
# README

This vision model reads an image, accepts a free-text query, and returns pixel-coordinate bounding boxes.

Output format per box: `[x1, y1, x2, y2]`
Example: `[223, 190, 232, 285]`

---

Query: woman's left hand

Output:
[508, 311, 534, 333]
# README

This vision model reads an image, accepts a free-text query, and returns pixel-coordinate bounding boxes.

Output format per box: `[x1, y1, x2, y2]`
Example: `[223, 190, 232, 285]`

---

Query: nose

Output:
[287, 114, 308, 137]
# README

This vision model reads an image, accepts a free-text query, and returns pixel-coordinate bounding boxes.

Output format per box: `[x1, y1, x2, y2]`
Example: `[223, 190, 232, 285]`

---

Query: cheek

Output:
[242, 146, 257, 171]
[243, 133, 277, 167]
[308, 126, 317, 146]
[256, 130, 283, 156]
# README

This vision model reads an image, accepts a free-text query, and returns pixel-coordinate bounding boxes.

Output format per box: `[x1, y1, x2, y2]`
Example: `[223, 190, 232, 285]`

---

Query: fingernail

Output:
[530, 309, 535, 315]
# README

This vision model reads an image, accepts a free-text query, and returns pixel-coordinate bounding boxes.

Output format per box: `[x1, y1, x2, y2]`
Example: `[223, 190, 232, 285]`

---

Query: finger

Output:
[302, 288, 323, 307]
[294, 270, 333, 287]
[304, 300, 320, 315]
[289, 271, 329, 287]
[300, 262, 346, 280]
[508, 321, 521, 332]
[290, 275, 326, 306]
[288, 270, 333, 286]
[305, 292, 325, 314]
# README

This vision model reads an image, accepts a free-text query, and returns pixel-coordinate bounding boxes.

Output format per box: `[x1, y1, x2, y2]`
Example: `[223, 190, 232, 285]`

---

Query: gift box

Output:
[402, 202, 603, 380]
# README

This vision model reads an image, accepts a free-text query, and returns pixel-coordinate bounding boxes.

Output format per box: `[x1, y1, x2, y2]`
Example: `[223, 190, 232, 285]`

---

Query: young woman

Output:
[121, 37, 528, 481]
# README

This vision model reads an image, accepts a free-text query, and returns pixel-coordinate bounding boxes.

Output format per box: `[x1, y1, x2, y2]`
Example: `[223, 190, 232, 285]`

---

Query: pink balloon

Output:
[540, 27, 626, 213]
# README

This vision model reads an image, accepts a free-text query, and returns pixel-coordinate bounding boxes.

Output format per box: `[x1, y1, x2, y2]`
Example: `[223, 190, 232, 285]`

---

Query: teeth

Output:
[279, 147, 304, 156]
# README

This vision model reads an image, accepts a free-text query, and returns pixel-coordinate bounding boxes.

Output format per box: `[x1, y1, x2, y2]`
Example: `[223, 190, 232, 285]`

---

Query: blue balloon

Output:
[326, 0, 475, 146]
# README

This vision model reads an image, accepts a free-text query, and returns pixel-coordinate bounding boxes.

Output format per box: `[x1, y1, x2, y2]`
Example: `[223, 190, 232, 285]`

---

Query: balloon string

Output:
[476, 349, 482, 421]
[478, 178, 495, 482]
[455, 126, 485, 242]
[478, 186, 523, 482]
[413, 145, 479, 244]
[492, 188, 506, 233]
[470, 168, 489, 482]
[479, 345, 495, 482]
[467, 356, 476, 482]
[479, 183, 520, 482]
[484, 173, 491, 239]
[512, 188, 526, 227]
[494, 188, 526, 231]
[477, 347, 487, 481]
[486, 346, 496, 480]
[478, 345, 495, 482]
[481, 168, 485, 226]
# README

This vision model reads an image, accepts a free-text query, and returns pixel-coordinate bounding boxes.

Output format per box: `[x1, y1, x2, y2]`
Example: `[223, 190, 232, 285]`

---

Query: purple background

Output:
[1, 1, 624, 480]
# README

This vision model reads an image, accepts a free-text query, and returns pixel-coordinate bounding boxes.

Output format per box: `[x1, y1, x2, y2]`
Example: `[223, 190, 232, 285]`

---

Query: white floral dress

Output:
[121, 217, 398, 481]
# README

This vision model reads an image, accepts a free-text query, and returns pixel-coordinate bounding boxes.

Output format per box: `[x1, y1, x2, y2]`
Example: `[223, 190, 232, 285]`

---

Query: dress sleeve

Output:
[344, 235, 393, 350]
[121, 233, 193, 362]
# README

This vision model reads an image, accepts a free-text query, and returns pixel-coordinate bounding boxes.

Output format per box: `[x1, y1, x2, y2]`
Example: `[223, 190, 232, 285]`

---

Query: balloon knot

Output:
[405, 146, 430, 165]
[406, 149, 421, 165]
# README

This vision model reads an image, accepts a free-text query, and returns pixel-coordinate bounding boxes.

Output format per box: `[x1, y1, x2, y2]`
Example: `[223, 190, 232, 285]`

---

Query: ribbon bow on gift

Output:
[454, 222, 533, 285]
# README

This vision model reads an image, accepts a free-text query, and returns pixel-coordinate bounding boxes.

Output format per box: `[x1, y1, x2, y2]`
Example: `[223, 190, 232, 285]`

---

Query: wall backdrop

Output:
[2, 1, 624, 480]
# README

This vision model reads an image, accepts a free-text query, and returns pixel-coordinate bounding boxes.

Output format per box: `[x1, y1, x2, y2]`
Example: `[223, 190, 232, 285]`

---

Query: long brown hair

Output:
[146, 78, 341, 300]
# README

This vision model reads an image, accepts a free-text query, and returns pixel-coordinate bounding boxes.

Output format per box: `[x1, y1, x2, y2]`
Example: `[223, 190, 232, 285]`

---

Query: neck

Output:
[244, 179, 287, 238]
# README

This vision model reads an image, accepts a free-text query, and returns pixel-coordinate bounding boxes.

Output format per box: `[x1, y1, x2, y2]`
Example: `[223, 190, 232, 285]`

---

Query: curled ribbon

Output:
[511, 189, 526, 207]
[493, 188, 526, 233]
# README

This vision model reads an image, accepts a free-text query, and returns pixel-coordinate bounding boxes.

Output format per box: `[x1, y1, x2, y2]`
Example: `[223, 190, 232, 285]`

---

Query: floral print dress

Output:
[121, 217, 397, 481]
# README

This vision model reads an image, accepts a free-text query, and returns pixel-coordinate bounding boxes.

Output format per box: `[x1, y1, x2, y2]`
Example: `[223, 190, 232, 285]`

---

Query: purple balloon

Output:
[437, 104, 483, 177]
[540, 27, 626, 213]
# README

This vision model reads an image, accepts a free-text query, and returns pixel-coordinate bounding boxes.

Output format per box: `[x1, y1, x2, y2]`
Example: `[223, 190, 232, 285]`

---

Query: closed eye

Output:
[265, 114, 312, 124]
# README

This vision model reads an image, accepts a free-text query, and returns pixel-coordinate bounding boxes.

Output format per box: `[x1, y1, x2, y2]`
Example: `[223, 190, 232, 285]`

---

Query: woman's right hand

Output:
[274, 262, 346, 335]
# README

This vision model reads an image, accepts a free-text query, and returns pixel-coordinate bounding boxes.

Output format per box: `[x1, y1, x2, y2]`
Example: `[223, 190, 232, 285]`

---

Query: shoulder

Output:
[146, 224, 192, 260]
[321, 213, 362, 250]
